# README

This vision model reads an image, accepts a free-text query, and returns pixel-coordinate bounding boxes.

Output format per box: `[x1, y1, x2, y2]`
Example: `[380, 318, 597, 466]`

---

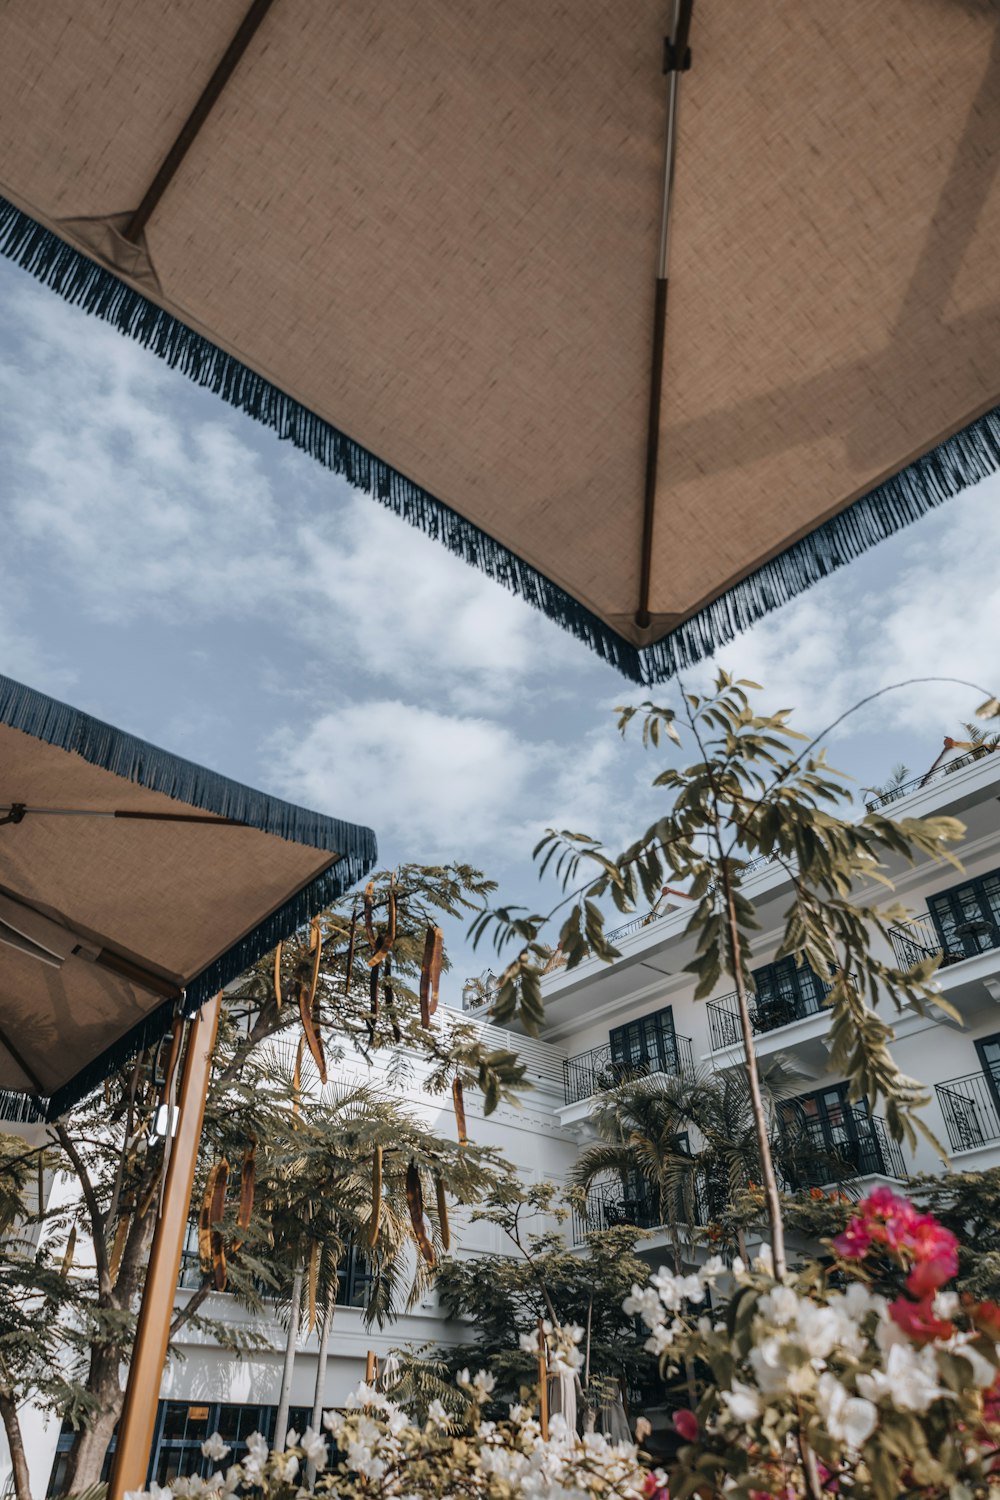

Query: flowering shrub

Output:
[126, 1371, 651, 1500]
[627, 1188, 1000, 1500]
[127, 1192, 1000, 1500]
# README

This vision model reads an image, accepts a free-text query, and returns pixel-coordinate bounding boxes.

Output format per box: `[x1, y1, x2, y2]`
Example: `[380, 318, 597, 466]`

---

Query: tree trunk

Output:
[306, 1290, 336, 1485]
[0, 1391, 31, 1500]
[61, 1363, 125, 1493]
[721, 872, 787, 1276]
[273, 1263, 304, 1451]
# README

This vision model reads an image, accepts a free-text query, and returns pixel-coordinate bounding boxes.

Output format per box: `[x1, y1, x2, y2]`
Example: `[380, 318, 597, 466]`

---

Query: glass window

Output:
[929, 867, 1000, 961]
[751, 958, 828, 1029]
[609, 1007, 678, 1076]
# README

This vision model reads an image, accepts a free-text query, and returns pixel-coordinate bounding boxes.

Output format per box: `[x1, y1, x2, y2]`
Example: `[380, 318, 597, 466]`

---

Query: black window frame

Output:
[928, 866, 1000, 962]
[750, 957, 829, 1031]
[609, 1005, 678, 1077]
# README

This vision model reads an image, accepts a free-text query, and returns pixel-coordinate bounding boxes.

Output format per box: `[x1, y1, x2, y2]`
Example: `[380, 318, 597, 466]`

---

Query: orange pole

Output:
[365, 1350, 377, 1385]
[108, 994, 222, 1500]
[537, 1317, 549, 1440]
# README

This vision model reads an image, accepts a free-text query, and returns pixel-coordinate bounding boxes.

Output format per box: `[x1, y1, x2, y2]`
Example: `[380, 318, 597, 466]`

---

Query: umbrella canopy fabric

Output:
[0, 673, 376, 1120]
[1, 2, 999, 682]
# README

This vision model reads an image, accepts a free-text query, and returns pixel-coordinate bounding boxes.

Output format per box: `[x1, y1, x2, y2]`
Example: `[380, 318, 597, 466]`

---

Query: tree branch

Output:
[52, 1125, 111, 1297]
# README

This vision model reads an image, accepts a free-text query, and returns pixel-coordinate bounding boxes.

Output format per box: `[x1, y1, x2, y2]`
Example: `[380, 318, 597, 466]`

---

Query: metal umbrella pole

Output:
[107, 993, 222, 1500]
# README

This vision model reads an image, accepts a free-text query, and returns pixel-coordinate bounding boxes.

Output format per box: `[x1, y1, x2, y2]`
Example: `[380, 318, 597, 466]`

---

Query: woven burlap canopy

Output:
[0, 674, 376, 1119]
[1, 2, 998, 681]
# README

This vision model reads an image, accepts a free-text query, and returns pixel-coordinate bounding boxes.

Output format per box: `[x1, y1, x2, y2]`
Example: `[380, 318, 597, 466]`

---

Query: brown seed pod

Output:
[368, 1144, 383, 1248]
[368, 886, 397, 967]
[299, 980, 327, 1084]
[273, 941, 283, 1009]
[434, 1175, 451, 1252]
[369, 964, 380, 1031]
[363, 880, 377, 951]
[108, 1215, 130, 1282]
[292, 1033, 306, 1117]
[452, 1077, 468, 1146]
[419, 927, 444, 1026]
[199, 1160, 229, 1275]
[343, 906, 358, 996]
[237, 1140, 256, 1231]
[405, 1161, 435, 1267]
[60, 1224, 77, 1278]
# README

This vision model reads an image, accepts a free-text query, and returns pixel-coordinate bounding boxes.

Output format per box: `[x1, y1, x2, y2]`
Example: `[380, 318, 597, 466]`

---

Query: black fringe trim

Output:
[2, 195, 998, 685]
[0, 670, 377, 1121]
[0, 1089, 46, 1125]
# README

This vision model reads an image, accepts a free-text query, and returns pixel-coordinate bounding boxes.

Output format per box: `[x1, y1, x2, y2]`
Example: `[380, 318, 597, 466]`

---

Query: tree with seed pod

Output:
[0, 860, 521, 1496]
[260, 1083, 507, 1469]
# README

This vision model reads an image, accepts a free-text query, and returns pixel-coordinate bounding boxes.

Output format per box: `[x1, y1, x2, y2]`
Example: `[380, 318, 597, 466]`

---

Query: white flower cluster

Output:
[126, 1382, 648, 1500]
[519, 1320, 585, 1377]
[627, 1259, 1000, 1462]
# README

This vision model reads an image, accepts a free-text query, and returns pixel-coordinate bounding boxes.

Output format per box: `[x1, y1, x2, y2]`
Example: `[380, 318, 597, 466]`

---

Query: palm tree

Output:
[260, 1071, 502, 1456]
[570, 1065, 806, 1262]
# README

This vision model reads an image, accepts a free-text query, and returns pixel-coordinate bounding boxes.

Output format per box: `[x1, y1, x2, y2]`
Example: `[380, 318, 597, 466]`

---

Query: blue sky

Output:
[1, 256, 998, 984]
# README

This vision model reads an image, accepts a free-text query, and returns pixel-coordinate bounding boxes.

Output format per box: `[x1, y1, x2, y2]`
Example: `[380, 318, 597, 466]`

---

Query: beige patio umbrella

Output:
[0, 670, 377, 1496]
[0, 1, 998, 682]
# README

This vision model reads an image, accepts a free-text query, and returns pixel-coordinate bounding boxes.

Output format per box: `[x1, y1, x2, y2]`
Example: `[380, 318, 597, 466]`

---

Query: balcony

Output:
[863, 750, 985, 813]
[935, 1072, 1000, 1154]
[707, 987, 830, 1051]
[571, 1177, 704, 1246]
[779, 1113, 905, 1188]
[562, 1034, 694, 1107]
[889, 912, 1000, 970]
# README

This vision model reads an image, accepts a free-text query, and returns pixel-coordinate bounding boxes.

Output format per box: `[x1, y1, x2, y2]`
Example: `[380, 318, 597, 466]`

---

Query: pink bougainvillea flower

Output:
[889, 1295, 955, 1344]
[673, 1409, 699, 1442]
[832, 1218, 872, 1259]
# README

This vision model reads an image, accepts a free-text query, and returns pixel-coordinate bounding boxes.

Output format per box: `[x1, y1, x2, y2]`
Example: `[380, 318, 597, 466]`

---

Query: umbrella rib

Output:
[123, 0, 279, 244]
[636, 0, 694, 630]
[0, 805, 244, 825]
[0, 1021, 47, 1096]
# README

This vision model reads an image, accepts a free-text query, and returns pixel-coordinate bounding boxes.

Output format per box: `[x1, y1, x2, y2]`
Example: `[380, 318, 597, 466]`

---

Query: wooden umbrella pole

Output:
[108, 994, 222, 1500]
[537, 1317, 549, 1440]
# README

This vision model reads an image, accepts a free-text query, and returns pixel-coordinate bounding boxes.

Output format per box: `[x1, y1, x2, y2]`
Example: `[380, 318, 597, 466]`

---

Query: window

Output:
[48, 1403, 315, 1495]
[779, 1085, 877, 1186]
[609, 1006, 678, 1077]
[337, 1245, 373, 1309]
[750, 957, 829, 1031]
[929, 867, 1000, 961]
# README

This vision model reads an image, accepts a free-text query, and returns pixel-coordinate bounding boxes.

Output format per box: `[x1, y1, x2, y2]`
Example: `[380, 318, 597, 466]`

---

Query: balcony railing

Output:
[935, 1072, 1000, 1153]
[605, 857, 777, 945]
[864, 750, 987, 812]
[563, 1035, 694, 1106]
[571, 1177, 705, 1245]
[889, 913, 1000, 971]
[706, 985, 834, 1051]
[779, 1113, 904, 1188]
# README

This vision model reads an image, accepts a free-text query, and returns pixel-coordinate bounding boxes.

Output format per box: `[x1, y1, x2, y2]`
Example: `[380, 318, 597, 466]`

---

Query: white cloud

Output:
[0, 278, 579, 707]
[268, 699, 541, 859]
[713, 481, 1000, 741]
[266, 695, 640, 868]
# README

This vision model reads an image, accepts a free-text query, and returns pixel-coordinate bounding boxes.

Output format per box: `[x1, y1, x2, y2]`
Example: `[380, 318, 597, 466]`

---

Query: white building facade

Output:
[6, 748, 1000, 1495]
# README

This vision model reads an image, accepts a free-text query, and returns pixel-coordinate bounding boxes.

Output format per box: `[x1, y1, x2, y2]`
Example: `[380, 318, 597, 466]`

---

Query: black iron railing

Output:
[864, 750, 989, 812]
[571, 1177, 705, 1245]
[563, 1034, 694, 1106]
[889, 913, 1000, 971]
[706, 984, 839, 1051]
[605, 858, 777, 946]
[780, 1113, 904, 1187]
[935, 1072, 1000, 1153]
[606, 911, 666, 944]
